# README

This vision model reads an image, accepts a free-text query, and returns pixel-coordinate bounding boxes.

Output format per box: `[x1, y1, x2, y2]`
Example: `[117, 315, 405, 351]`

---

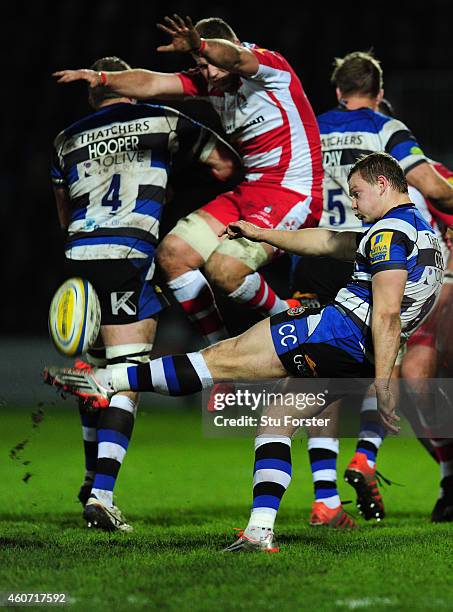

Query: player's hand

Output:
[156, 14, 202, 54]
[375, 383, 400, 434]
[221, 220, 264, 242]
[52, 69, 100, 87]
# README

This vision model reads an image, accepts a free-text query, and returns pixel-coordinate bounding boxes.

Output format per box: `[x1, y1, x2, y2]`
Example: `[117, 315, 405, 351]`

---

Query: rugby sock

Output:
[90, 395, 136, 507]
[229, 272, 289, 318]
[168, 270, 227, 344]
[86, 347, 107, 367]
[79, 404, 100, 484]
[355, 396, 386, 468]
[308, 437, 341, 509]
[245, 436, 292, 533]
[111, 352, 213, 395]
[431, 438, 453, 497]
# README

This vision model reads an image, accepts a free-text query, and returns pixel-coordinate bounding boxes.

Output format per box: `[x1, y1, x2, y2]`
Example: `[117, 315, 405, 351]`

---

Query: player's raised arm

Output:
[52, 68, 185, 100]
[157, 14, 259, 77]
[223, 221, 358, 260]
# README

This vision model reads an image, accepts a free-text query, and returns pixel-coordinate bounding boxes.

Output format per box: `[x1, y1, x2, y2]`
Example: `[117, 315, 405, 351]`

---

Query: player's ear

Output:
[335, 87, 342, 102]
[377, 174, 388, 195]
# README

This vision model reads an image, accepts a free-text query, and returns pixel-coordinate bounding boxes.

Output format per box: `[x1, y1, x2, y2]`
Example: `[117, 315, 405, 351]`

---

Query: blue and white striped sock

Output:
[112, 352, 213, 395]
[308, 437, 340, 509]
[356, 395, 386, 468]
[246, 435, 292, 532]
[79, 404, 100, 484]
[90, 395, 136, 507]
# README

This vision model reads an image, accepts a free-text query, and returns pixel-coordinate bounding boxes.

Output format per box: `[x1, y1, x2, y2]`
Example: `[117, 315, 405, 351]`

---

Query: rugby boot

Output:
[83, 496, 133, 532]
[309, 501, 356, 528]
[44, 366, 113, 409]
[286, 298, 303, 310]
[431, 476, 453, 522]
[223, 526, 279, 553]
[344, 452, 386, 521]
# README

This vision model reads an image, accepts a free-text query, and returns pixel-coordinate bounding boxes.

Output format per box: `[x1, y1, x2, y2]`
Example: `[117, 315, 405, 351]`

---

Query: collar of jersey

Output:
[380, 203, 415, 219]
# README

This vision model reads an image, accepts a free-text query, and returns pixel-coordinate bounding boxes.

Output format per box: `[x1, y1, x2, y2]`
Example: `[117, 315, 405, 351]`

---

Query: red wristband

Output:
[197, 38, 207, 55]
[98, 71, 108, 86]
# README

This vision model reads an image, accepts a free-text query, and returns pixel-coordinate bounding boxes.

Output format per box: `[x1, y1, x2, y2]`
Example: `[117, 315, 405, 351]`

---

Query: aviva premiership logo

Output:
[287, 305, 306, 316]
[370, 231, 393, 264]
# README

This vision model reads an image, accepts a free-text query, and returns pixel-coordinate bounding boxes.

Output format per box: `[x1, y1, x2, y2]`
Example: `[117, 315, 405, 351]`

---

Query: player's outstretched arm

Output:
[52, 68, 184, 99]
[407, 161, 453, 216]
[157, 14, 259, 77]
[223, 221, 358, 260]
[371, 269, 407, 434]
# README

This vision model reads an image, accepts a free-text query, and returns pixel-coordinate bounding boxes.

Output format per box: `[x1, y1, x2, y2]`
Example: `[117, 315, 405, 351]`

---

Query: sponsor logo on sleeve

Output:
[410, 145, 424, 156]
[370, 231, 393, 264]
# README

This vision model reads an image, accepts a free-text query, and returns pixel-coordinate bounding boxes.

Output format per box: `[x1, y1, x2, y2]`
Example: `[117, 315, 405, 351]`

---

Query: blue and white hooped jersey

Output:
[51, 102, 222, 261]
[317, 107, 427, 230]
[335, 204, 445, 356]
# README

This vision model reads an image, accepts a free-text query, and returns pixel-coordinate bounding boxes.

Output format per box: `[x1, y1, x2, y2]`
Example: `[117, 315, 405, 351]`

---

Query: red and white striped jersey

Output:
[178, 43, 323, 199]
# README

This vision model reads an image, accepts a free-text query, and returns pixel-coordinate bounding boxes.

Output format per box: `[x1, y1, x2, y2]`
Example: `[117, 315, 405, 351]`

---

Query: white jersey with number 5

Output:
[317, 106, 427, 231]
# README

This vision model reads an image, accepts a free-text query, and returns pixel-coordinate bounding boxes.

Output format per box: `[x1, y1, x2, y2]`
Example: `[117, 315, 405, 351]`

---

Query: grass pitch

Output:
[1, 404, 453, 611]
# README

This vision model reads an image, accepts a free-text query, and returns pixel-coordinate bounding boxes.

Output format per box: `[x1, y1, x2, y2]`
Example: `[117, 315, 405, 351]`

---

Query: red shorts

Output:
[407, 310, 439, 349]
[201, 182, 322, 230]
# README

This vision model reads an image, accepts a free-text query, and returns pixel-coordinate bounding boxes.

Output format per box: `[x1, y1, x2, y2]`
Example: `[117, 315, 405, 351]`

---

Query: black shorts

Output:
[270, 306, 375, 379]
[64, 258, 168, 325]
[291, 256, 354, 306]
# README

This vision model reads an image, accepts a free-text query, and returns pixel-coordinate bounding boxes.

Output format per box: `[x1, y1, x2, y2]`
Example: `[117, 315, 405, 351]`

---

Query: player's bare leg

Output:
[400, 341, 453, 521]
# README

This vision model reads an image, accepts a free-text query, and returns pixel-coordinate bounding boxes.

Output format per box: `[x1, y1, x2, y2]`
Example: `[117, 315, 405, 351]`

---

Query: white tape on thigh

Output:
[106, 343, 153, 368]
[169, 212, 220, 261]
[215, 236, 270, 271]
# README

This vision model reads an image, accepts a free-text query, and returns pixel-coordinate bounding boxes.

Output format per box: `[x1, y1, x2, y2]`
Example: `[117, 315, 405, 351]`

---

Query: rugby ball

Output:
[48, 277, 101, 357]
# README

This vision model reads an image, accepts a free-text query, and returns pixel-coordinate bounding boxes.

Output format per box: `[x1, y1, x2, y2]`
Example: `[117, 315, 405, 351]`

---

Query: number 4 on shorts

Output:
[102, 174, 122, 212]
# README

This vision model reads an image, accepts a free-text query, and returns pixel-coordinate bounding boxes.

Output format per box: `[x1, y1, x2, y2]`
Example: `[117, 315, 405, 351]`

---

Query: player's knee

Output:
[402, 347, 436, 380]
[203, 336, 240, 375]
[156, 235, 200, 277]
[204, 254, 247, 294]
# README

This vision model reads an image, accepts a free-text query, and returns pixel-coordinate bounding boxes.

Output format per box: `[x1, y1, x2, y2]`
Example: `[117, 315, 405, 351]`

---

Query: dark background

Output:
[3, 0, 453, 345]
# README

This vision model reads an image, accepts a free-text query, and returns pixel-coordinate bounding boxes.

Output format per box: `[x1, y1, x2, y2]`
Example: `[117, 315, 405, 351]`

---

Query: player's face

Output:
[194, 57, 234, 91]
[349, 172, 383, 222]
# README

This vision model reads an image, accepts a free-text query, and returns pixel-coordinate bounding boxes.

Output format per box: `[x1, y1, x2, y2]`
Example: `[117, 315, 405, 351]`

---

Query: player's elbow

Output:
[415, 171, 453, 212]
[122, 70, 159, 99]
[373, 310, 401, 327]
[210, 157, 240, 182]
[426, 184, 453, 213]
